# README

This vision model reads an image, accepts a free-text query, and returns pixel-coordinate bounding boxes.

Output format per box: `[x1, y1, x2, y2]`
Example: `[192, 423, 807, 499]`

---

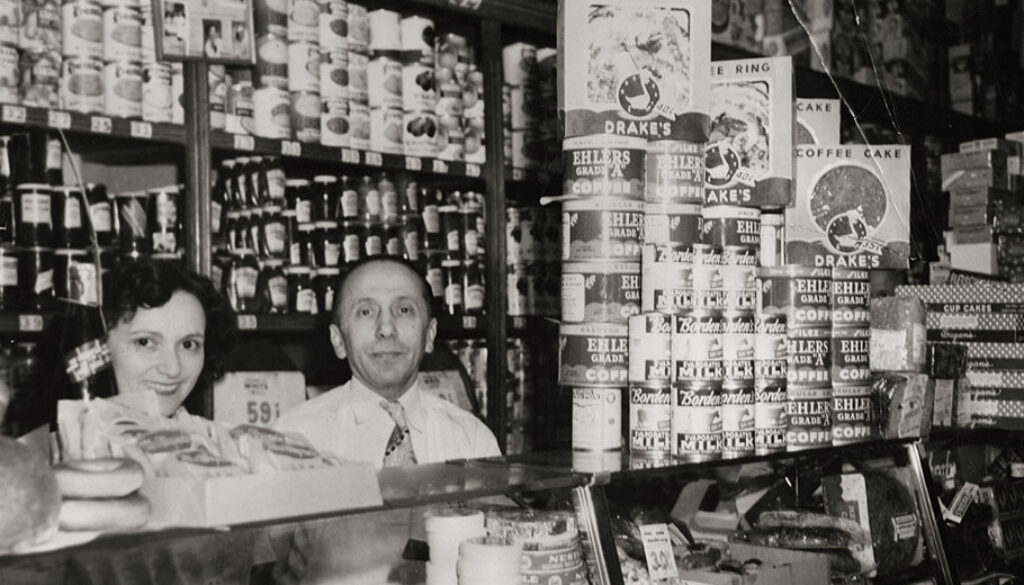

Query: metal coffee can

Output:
[628, 313, 673, 384]
[831, 267, 870, 329]
[691, 243, 723, 310]
[721, 380, 755, 456]
[721, 311, 754, 383]
[571, 387, 622, 452]
[831, 384, 875, 446]
[755, 380, 787, 454]
[672, 381, 722, 461]
[628, 383, 671, 457]
[787, 327, 831, 388]
[757, 265, 832, 328]
[644, 140, 704, 204]
[641, 244, 693, 314]
[643, 202, 702, 247]
[671, 309, 723, 383]
[700, 205, 761, 250]
[557, 322, 628, 387]
[561, 198, 643, 262]
[562, 135, 645, 200]
[786, 386, 832, 451]
[560, 261, 640, 324]
[831, 328, 870, 387]
[754, 313, 787, 381]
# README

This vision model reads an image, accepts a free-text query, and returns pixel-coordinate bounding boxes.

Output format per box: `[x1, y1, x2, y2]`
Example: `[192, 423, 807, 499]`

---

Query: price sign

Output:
[18, 314, 43, 332]
[512, 169, 525, 181]
[432, 159, 449, 174]
[90, 116, 112, 134]
[342, 149, 360, 164]
[237, 314, 258, 330]
[213, 371, 306, 427]
[281, 141, 301, 157]
[2, 105, 26, 124]
[233, 134, 255, 151]
[462, 315, 477, 329]
[465, 163, 481, 177]
[365, 151, 383, 166]
[47, 110, 71, 129]
[639, 524, 678, 581]
[404, 156, 422, 171]
[129, 121, 152, 139]
[512, 316, 526, 330]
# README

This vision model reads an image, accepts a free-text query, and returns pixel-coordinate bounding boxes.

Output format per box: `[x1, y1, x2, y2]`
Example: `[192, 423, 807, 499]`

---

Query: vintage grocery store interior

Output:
[3, 0, 1024, 583]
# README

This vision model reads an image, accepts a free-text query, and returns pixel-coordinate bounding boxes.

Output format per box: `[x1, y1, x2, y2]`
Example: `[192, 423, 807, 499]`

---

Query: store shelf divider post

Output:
[184, 61, 213, 279]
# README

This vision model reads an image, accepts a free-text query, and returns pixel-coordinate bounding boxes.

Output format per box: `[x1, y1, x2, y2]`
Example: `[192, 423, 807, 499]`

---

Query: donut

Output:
[59, 494, 151, 532]
[54, 458, 145, 499]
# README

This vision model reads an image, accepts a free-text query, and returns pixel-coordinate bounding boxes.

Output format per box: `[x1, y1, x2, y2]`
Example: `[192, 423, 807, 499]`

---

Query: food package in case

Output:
[558, 0, 711, 142]
[869, 297, 926, 372]
[787, 145, 911, 269]
[795, 98, 840, 145]
[705, 56, 793, 208]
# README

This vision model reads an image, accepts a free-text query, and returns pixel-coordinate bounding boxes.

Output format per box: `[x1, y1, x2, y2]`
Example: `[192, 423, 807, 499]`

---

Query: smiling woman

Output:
[102, 261, 237, 418]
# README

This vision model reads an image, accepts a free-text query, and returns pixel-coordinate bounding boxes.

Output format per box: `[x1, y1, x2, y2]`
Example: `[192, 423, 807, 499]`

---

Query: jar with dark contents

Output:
[149, 186, 181, 254]
[287, 179, 314, 224]
[441, 257, 463, 315]
[378, 172, 399, 222]
[341, 219, 364, 264]
[320, 220, 341, 266]
[0, 193, 14, 245]
[52, 187, 87, 248]
[396, 172, 418, 212]
[86, 183, 114, 246]
[211, 248, 231, 294]
[17, 246, 54, 311]
[439, 205, 461, 254]
[286, 265, 316, 313]
[257, 258, 288, 313]
[14, 184, 53, 248]
[252, 156, 270, 205]
[400, 213, 423, 261]
[248, 207, 264, 253]
[54, 248, 97, 303]
[225, 210, 241, 250]
[424, 250, 444, 312]
[339, 175, 359, 219]
[234, 157, 252, 206]
[313, 175, 339, 222]
[0, 245, 19, 311]
[115, 190, 149, 256]
[261, 205, 287, 259]
[245, 157, 263, 207]
[421, 187, 442, 249]
[461, 204, 481, 258]
[227, 248, 260, 312]
[365, 222, 384, 257]
[463, 259, 484, 314]
[294, 223, 313, 266]
[313, 266, 339, 314]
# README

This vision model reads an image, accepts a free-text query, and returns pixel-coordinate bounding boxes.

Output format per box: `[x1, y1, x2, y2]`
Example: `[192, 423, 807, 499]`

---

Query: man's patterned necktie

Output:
[381, 400, 418, 466]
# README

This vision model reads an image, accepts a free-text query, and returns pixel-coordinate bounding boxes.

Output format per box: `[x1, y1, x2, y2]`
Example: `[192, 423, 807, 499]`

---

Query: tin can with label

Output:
[288, 40, 320, 93]
[52, 186, 86, 248]
[721, 246, 757, 312]
[628, 383, 671, 457]
[149, 186, 180, 254]
[321, 98, 349, 147]
[645, 140, 704, 204]
[786, 386, 832, 450]
[561, 261, 640, 324]
[347, 49, 367, 104]
[402, 111, 437, 157]
[367, 52, 400, 109]
[19, 0, 60, 53]
[755, 313, 787, 381]
[400, 15, 433, 59]
[369, 106, 402, 154]
[287, 0, 319, 42]
[691, 243, 723, 310]
[142, 61, 172, 123]
[60, 56, 103, 114]
[558, 322, 628, 387]
[0, 246, 18, 311]
[16, 245, 54, 311]
[831, 328, 870, 386]
[62, 0, 102, 59]
[14, 184, 53, 248]
[562, 135, 645, 200]
[755, 380, 787, 454]
[643, 202, 702, 247]
[562, 198, 643, 262]
[787, 327, 831, 388]
[318, 0, 347, 51]
[367, 8, 400, 52]
[0, 44, 19, 104]
[572, 386, 622, 452]
[256, 33, 288, 90]
[290, 90, 321, 143]
[701, 205, 761, 250]
[102, 5, 141, 62]
[831, 384, 874, 446]
[760, 211, 784, 267]
[320, 48, 348, 99]
[758, 265, 832, 328]
[672, 309, 723, 383]
[254, 0, 287, 37]
[346, 1, 367, 54]
[831, 267, 870, 329]
[641, 244, 693, 314]
[401, 61, 435, 112]
[436, 121, 464, 162]
[253, 86, 291, 139]
[349, 100, 369, 150]
[19, 48, 60, 109]
[104, 60, 142, 119]
[721, 381, 755, 456]
[721, 311, 754, 382]
[672, 382, 722, 461]
[628, 313, 673, 384]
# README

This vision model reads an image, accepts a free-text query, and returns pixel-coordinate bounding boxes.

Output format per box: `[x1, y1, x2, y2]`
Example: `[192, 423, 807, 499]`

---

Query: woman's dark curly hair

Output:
[102, 260, 237, 410]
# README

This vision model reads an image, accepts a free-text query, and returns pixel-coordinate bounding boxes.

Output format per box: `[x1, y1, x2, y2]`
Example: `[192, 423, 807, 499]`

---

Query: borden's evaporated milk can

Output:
[672, 382, 721, 460]
[671, 309, 722, 383]
[754, 313, 786, 453]
[559, 0, 711, 143]
[629, 384, 671, 457]
[572, 387, 622, 451]
[628, 313, 672, 383]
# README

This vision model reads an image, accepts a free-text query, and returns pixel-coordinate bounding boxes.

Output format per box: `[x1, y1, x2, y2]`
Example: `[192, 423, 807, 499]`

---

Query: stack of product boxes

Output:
[940, 136, 1024, 281]
[501, 42, 542, 172]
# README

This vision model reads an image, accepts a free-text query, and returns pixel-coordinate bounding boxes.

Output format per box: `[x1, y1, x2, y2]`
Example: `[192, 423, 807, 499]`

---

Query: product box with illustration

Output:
[678, 543, 830, 585]
[705, 56, 794, 208]
[558, 0, 711, 142]
[796, 98, 840, 145]
[787, 144, 911, 269]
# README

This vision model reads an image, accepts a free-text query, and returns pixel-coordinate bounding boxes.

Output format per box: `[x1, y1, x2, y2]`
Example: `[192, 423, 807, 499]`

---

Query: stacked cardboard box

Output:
[896, 283, 1024, 431]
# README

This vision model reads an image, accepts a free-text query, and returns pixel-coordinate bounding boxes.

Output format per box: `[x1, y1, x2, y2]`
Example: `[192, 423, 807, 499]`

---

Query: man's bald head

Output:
[331, 257, 433, 325]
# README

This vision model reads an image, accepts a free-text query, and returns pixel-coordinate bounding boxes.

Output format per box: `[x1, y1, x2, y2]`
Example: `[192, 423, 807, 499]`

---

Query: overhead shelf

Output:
[0, 104, 186, 145]
[235, 312, 488, 339]
[403, 0, 556, 34]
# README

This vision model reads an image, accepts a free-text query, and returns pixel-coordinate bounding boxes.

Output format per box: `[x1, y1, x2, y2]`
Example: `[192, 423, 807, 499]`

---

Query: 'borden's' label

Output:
[672, 310, 722, 382]
[563, 135, 646, 199]
[755, 381, 787, 453]
[629, 384, 671, 455]
[628, 313, 673, 383]
[722, 312, 754, 381]
[641, 244, 694, 314]
[558, 323, 628, 386]
[721, 382, 754, 454]
[672, 382, 721, 460]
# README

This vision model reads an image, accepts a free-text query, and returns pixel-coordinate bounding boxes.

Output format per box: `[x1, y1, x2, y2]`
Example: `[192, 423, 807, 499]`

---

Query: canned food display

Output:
[572, 386, 622, 452]
[628, 383, 671, 457]
[672, 382, 722, 461]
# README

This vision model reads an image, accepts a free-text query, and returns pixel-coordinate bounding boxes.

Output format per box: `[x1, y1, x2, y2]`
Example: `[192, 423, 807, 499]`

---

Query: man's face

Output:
[330, 261, 437, 400]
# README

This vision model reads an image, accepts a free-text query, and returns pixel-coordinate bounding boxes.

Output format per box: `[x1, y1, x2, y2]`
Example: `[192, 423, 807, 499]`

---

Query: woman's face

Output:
[107, 290, 206, 417]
